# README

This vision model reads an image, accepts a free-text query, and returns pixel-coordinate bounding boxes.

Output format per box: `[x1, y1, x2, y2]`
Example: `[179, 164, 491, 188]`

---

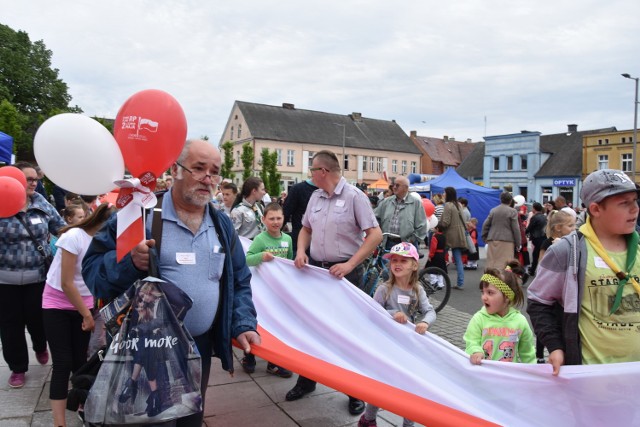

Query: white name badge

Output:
[594, 256, 609, 269]
[397, 294, 411, 305]
[335, 199, 345, 207]
[281, 241, 289, 248]
[30, 217, 43, 225]
[176, 252, 196, 265]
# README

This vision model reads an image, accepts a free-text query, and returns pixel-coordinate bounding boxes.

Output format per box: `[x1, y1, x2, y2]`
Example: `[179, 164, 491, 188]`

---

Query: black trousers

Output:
[0, 282, 47, 373]
[294, 263, 364, 396]
[43, 308, 91, 399]
[530, 236, 547, 274]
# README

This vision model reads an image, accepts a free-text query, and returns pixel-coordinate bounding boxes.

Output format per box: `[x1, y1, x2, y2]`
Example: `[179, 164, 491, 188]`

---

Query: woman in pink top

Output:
[42, 203, 115, 427]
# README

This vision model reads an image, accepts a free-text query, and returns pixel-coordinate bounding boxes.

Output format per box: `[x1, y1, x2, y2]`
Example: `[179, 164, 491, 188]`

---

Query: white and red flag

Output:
[238, 237, 640, 427]
[115, 172, 157, 262]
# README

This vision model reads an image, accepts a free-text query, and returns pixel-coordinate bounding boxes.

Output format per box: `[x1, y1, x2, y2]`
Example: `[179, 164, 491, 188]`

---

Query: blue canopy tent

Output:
[410, 169, 501, 246]
[0, 131, 13, 164]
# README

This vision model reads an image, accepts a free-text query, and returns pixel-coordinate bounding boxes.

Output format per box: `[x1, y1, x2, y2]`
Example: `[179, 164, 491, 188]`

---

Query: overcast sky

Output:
[3, 1, 639, 144]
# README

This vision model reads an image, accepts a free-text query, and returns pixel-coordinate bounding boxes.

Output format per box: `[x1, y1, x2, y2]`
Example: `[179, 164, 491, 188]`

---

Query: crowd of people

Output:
[1, 140, 639, 426]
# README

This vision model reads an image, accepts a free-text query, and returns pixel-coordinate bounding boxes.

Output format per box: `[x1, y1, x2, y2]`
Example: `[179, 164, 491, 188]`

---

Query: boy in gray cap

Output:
[527, 169, 640, 375]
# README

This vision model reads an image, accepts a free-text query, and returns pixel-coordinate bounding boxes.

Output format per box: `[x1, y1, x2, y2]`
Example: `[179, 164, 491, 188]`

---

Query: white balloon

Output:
[513, 195, 525, 207]
[427, 214, 438, 231]
[35, 114, 124, 195]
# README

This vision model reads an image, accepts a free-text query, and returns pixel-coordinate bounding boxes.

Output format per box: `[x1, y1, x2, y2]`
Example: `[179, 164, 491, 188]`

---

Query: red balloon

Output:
[0, 176, 26, 218]
[422, 198, 435, 217]
[114, 89, 187, 177]
[0, 166, 27, 189]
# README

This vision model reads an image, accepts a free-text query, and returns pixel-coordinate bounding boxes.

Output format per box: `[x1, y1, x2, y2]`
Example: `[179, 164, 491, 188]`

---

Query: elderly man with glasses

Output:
[82, 139, 260, 426]
[374, 176, 427, 250]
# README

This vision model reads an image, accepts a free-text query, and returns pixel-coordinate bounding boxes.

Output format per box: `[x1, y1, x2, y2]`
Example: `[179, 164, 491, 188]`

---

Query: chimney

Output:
[410, 130, 417, 138]
[350, 112, 362, 122]
[282, 103, 295, 110]
[567, 124, 578, 133]
[466, 138, 472, 143]
[443, 135, 449, 142]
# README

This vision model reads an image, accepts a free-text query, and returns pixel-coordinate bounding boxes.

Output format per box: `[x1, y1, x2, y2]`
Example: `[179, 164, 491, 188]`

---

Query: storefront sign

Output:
[553, 178, 576, 187]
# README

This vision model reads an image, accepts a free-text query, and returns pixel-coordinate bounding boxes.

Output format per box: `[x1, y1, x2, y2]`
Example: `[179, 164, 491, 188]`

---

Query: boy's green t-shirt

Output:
[580, 243, 640, 364]
[245, 231, 293, 266]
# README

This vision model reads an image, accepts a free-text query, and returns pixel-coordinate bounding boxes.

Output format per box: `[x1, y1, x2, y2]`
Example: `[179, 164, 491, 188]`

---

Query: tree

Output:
[259, 148, 271, 192]
[220, 141, 234, 179]
[0, 99, 25, 153]
[267, 150, 281, 196]
[241, 142, 254, 181]
[258, 148, 282, 196]
[0, 24, 80, 159]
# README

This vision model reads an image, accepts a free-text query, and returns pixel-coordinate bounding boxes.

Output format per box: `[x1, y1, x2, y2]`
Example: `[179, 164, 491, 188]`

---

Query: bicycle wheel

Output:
[362, 267, 380, 297]
[418, 266, 451, 313]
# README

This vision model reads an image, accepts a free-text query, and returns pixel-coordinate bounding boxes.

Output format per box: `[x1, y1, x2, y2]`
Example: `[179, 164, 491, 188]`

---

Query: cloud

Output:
[2, 0, 639, 143]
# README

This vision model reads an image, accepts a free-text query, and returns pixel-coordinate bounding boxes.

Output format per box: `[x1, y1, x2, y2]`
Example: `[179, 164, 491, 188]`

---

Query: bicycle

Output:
[418, 266, 451, 313]
[361, 233, 398, 297]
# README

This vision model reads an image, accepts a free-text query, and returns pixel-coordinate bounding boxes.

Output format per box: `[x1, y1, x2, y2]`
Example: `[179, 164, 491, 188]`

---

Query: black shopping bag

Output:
[85, 277, 202, 425]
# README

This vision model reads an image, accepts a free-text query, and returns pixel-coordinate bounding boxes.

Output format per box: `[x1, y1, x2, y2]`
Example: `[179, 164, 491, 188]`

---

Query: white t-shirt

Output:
[46, 228, 93, 296]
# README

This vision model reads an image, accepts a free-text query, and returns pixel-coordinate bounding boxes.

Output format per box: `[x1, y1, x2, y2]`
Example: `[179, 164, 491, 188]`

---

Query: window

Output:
[344, 154, 349, 171]
[493, 156, 500, 171]
[521, 156, 527, 170]
[237, 124, 242, 139]
[622, 137, 627, 143]
[369, 157, 374, 172]
[605, 138, 609, 144]
[235, 150, 240, 166]
[362, 156, 368, 172]
[287, 150, 295, 167]
[307, 152, 315, 168]
[598, 139, 603, 145]
[401, 160, 407, 175]
[276, 149, 282, 166]
[622, 153, 633, 172]
[598, 154, 609, 170]
[376, 157, 383, 173]
[411, 161, 417, 174]
[392, 160, 398, 173]
[230, 126, 234, 140]
[507, 156, 513, 171]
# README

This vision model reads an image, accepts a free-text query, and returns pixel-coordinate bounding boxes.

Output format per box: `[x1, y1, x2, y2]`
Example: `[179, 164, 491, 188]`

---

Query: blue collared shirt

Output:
[158, 191, 224, 336]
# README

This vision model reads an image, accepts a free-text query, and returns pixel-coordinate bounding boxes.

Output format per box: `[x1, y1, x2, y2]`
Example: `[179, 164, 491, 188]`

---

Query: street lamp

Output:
[622, 73, 639, 182]
[333, 123, 346, 176]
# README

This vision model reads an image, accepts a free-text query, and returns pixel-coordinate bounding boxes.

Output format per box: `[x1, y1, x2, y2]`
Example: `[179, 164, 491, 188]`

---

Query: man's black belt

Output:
[310, 259, 349, 269]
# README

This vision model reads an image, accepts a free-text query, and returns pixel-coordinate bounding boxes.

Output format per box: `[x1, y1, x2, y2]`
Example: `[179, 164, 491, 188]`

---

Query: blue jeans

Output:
[451, 247, 465, 287]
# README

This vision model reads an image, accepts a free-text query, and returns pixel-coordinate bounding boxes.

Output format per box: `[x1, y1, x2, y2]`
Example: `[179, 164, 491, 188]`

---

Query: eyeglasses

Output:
[26, 178, 40, 184]
[393, 183, 407, 188]
[309, 167, 328, 173]
[175, 162, 222, 183]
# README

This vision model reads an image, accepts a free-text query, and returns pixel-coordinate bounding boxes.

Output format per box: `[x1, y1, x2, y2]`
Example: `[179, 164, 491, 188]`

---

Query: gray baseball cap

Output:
[580, 169, 639, 206]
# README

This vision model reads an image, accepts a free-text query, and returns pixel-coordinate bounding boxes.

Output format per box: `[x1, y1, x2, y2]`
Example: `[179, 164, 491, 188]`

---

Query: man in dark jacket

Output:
[525, 202, 547, 275]
[82, 139, 260, 426]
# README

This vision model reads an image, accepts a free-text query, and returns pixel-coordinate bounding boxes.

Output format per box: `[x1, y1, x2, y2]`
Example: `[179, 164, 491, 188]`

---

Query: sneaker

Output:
[266, 363, 293, 378]
[358, 414, 377, 426]
[35, 350, 49, 365]
[537, 358, 546, 364]
[241, 355, 256, 374]
[8, 372, 25, 388]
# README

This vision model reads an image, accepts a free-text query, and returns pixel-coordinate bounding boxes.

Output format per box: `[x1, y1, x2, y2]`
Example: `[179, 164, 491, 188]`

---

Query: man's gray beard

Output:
[184, 190, 211, 207]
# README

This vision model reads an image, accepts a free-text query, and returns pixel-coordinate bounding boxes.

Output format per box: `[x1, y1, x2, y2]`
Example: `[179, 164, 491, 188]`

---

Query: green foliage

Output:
[258, 148, 282, 196]
[0, 99, 25, 154]
[0, 23, 80, 159]
[220, 141, 234, 179]
[241, 142, 254, 181]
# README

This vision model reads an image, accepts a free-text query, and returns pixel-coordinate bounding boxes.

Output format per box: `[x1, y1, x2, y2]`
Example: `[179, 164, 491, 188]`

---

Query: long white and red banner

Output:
[244, 253, 640, 427]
